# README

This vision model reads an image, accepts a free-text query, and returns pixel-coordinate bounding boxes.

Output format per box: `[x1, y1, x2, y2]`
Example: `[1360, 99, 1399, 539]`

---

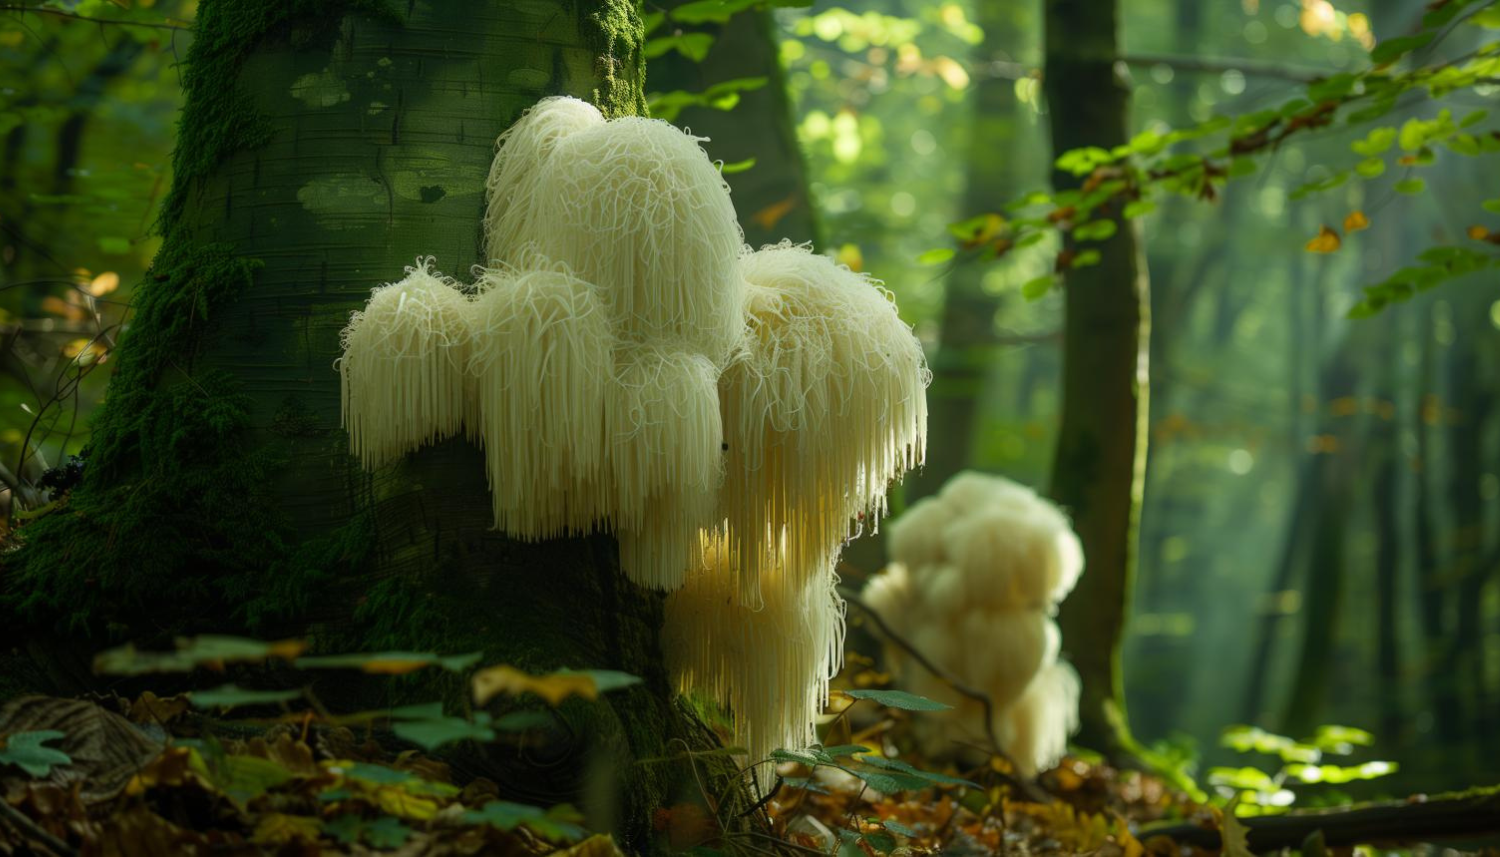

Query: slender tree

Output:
[648, 7, 821, 247]
[1042, 0, 1150, 757]
[907, 0, 1040, 502]
[1, 1, 723, 842]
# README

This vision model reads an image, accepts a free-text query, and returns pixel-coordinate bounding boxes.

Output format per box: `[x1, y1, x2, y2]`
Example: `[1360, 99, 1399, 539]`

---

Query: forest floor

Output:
[0, 685, 1392, 857]
[2, 648, 1497, 857]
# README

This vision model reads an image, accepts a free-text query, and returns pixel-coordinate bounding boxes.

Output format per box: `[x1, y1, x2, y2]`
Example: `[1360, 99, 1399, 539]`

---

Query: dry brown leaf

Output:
[471, 666, 597, 707]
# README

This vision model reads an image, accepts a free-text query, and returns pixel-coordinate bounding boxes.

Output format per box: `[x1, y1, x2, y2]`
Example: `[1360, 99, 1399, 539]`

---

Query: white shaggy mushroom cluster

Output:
[861, 471, 1084, 775]
[338, 96, 929, 765]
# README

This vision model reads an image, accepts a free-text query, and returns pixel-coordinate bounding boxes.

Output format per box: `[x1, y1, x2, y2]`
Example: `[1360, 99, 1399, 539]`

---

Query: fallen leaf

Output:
[472, 666, 597, 706]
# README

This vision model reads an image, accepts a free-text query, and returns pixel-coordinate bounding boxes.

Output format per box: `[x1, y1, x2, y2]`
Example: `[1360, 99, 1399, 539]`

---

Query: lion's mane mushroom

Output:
[663, 533, 846, 767]
[338, 257, 472, 469]
[718, 242, 930, 602]
[340, 96, 931, 766]
[861, 471, 1083, 775]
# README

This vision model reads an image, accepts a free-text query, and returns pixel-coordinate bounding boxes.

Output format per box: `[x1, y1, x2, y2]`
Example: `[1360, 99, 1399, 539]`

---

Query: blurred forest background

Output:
[2, 0, 1497, 804]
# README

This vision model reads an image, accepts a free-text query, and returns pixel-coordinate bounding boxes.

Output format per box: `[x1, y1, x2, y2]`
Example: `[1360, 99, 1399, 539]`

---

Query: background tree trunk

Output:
[3, 1, 721, 845]
[1042, 0, 1150, 758]
[648, 7, 822, 248]
[905, 0, 1039, 503]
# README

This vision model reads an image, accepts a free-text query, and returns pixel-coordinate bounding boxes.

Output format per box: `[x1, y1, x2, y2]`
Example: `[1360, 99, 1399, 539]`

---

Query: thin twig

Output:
[0, 5, 188, 31]
[0, 798, 78, 857]
[838, 585, 1052, 804]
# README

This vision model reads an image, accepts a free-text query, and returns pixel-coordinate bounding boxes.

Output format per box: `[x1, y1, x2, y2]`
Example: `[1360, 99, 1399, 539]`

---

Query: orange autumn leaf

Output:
[1343, 211, 1370, 233]
[1305, 225, 1341, 253]
[472, 665, 598, 706]
[1469, 225, 1491, 240]
[751, 194, 798, 230]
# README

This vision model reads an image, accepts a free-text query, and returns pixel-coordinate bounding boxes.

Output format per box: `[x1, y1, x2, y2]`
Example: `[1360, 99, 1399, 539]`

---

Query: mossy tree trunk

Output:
[3, 1, 723, 846]
[1042, 0, 1150, 759]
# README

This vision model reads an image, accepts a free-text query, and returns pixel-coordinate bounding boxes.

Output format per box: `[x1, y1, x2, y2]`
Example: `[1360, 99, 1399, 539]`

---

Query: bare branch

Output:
[0, 4, 188, 31]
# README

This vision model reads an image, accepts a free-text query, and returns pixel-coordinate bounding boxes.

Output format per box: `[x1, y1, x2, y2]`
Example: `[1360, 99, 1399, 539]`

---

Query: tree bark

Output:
[1042, 0, 1150, 758]
[2, 1, 726, 845]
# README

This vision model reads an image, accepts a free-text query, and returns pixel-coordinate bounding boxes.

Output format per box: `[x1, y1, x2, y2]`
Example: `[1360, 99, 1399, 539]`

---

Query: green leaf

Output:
[1351, 127, 1396, 156]
[1460, 109, 1488, 128]
[392, 712, 496, 751]
[191, 685, 301, 711]
[1022, 275, 1055, 300]
[882, 819, 918, 837]
[643, 32, 715, 62]
[719, 157, 756, 174]
[1072, 249, 1103, 268]
[669, 0, 758, 24]
[1355, 157, 1386, 178]
[1394, 178, 1426, 194]
[464, 801, 588, 843]
[0, 730, 71, 777]
[917, 248, 955, 265]
[1370, 31, 1435, 65]
[770, 748, 823, 766]
[1074, 219, 1118, 242]
[1123, 199, 1157, 219]
[564, 669, 643, 694]
[857, 754, 978, 788]
[843, 689, 953, 711]
[365, 816, 413, 848]
[98, 236, 132, 255]
[94, 636, 306, 675]
[819, 744, 874, 758]
[1482, 198, 1500, 214]
[1307, 73, 1357, 102]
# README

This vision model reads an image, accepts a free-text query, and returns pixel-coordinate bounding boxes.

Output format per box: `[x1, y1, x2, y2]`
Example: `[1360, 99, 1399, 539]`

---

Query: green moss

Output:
[578, 0, 648, 119]
[1, 0, 401, 643]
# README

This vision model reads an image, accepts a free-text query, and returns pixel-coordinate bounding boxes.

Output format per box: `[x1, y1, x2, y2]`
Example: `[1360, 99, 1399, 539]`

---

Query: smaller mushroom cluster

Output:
[338, 97, 929, 767]
[861, 471, 1083, 775]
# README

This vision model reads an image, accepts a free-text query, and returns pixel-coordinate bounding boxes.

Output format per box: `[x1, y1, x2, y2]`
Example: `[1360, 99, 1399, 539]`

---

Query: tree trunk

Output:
[1043, 0, 1150, 758]
[648, 7, 821, 248]
[906, 0, 1039, 503]
[2, 1, 723, 845]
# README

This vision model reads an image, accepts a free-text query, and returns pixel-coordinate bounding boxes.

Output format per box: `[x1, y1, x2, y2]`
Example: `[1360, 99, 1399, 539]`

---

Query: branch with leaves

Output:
[922, 0, 1500, 317]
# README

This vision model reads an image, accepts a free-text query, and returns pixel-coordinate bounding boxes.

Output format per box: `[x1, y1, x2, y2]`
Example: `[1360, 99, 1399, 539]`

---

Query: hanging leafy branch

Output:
[923, 0, 1500, 317]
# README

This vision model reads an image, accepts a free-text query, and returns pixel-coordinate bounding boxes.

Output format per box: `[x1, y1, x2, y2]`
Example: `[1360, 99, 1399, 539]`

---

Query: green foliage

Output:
[935, 5, 1500, 312]
[841, 688, 953, 710]
[650, 76, 768, 121]
[1208, 725, 1397, 815]
[0, 730, 72, 777]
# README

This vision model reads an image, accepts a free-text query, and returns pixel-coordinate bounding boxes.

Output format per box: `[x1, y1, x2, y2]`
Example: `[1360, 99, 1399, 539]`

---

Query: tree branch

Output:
[1141, 788, 1500, 851]
[0, 5, 187, 31]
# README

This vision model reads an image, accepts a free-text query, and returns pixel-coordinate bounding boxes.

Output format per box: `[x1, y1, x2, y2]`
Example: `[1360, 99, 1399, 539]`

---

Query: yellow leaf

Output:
[472, 665, 597, 706]
[251, 813, 321, 845]
[1343, 211, 1369, 233]
[751, 194, 798, 230]
[372, 785, 439, 820]
[1304, 225, 1341, 253]
[554, 834, 628, 857]
[835, 243, 863, 272]
[1468, 225, 1491, 241]
[87, 272, 120, 296]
